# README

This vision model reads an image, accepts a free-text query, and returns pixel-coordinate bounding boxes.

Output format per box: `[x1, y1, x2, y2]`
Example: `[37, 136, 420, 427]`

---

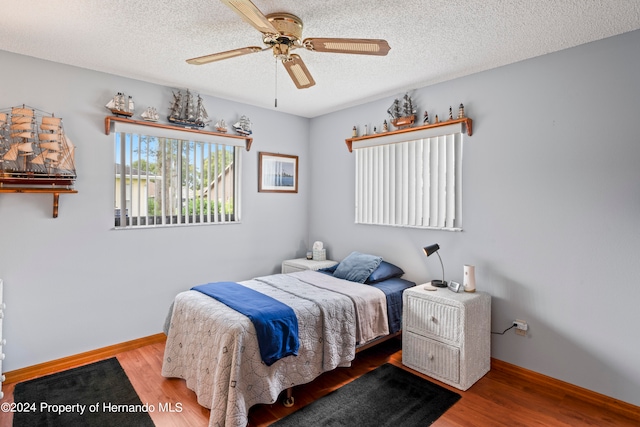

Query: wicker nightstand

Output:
[281, 258, 338, 274]
[402, 285, 491, 390]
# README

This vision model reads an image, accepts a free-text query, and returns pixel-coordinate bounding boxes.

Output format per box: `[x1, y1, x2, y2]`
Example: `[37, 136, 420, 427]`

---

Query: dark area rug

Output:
[13, 357, 155, 427]
[271, 363, 460, 426]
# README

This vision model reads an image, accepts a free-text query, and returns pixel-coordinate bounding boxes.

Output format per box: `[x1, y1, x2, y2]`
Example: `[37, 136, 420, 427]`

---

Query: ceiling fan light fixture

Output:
[188, 1, 390, 90]
[272, 43, 290, 60]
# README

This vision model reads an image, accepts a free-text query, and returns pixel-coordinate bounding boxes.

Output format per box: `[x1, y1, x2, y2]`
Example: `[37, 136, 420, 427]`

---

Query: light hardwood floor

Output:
[2, 336, 639, 426]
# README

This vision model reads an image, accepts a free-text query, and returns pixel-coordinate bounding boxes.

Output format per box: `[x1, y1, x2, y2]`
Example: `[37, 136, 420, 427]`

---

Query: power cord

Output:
[491, 323, 516, 335]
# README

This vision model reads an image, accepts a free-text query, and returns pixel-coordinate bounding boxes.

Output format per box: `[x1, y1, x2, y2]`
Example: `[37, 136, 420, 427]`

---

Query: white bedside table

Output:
[402, 285, 491, 390]
[281, 258, 338, 273]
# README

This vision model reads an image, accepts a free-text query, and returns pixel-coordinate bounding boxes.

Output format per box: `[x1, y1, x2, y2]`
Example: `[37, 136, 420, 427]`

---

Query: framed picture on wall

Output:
[258, 152, 298, 193]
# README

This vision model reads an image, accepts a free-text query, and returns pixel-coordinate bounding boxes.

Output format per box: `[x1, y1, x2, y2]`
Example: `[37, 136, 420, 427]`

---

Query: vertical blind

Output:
[112, 121, 243, 229]
[354, 123, 464, 230]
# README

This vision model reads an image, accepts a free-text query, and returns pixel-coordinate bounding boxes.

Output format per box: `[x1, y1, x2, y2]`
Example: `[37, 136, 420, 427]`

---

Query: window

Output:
[113, 127, 241, 229]
[353, 122, 464, 230]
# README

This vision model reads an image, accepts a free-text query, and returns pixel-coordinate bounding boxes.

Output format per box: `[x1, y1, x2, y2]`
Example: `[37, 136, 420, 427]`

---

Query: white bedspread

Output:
[286, 270, 389, 343]
[162, 271, 387, 427]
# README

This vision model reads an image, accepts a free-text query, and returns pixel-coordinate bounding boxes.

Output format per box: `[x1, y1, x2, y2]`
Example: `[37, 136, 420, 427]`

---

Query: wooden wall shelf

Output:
[344, 117, 472, 152]
[0, 187, 78, 218]
[105, 116, 253, 151]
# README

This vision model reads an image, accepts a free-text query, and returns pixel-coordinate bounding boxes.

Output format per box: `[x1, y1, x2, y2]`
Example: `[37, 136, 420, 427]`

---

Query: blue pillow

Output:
[365, 261, 405, 284]
[333, 252, 383, 283]
[318, 264, 338, 274]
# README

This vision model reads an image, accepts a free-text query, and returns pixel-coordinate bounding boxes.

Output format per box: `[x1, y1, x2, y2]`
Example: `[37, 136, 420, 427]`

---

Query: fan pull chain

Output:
[274, 59, 278, 108]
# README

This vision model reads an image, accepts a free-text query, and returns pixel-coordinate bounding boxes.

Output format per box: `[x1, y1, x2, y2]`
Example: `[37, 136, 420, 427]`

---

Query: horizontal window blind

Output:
[354, 123, 463, 230]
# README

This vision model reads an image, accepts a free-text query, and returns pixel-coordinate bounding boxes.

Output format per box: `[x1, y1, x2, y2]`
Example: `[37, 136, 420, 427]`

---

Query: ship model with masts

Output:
[215, 119, 227, 133]
[232, 115, 252, 136]
[0, 105, 76, 187]
[168, 89, 209, 128]
[105, 92, 135, 117]
[141, 106, 159, 122]
[387, 93, 416, 129]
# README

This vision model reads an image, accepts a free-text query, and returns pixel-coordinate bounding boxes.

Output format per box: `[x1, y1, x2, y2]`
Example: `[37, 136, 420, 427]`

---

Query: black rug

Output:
[13, 357, 155, 427]
[271, 363, 460, 426]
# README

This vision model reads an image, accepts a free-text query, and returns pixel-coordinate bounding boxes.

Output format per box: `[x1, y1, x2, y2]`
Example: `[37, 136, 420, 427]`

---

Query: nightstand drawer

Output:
[403, 331, 460, 384]
[404, 294, 461, 344]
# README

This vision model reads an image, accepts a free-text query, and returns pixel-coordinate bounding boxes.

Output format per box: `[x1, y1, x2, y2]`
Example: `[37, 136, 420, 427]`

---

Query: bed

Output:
[161, 252, 415, 427]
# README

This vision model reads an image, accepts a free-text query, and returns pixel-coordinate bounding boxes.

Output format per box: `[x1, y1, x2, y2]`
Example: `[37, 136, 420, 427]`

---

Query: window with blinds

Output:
[113, 127, 241, 229]
[353, 122, 464, 230]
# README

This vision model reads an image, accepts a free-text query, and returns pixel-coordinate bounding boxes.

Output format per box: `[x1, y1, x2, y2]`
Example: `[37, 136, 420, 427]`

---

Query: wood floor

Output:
[2, 336, 639, 426]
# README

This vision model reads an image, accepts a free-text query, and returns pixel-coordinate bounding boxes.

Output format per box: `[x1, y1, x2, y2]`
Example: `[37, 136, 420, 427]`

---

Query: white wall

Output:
[308, 30, 640, 406]
[0, 51, 311, 372]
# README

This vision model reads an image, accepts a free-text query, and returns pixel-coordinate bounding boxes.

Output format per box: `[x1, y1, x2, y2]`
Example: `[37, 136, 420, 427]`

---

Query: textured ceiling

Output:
[2, 0, 640, 118]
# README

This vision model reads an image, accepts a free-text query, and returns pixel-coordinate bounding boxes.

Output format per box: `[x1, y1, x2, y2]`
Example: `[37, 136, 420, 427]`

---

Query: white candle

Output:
[463, 265, 476, 293]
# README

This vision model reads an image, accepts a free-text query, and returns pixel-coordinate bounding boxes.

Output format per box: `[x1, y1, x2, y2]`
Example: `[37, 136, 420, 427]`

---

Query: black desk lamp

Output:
[423, 244, 448, 288]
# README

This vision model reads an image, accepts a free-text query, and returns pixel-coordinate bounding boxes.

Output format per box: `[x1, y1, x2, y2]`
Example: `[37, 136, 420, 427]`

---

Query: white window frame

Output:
[112, 121, 242, 229]
[353, 122, 464, 231]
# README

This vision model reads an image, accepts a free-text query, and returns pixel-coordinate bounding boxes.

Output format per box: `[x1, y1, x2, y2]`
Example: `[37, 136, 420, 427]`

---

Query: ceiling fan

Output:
[186, 0, 391, 89]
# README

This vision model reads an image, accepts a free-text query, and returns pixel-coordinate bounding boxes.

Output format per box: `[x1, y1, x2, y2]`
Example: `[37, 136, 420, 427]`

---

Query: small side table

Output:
[402, 285, 491, 390]
[281, 258, 338, 274]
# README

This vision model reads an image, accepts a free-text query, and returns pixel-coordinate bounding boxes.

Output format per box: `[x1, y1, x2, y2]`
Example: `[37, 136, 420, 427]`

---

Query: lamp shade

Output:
[423, 244, 440, 257]
[423, 243, 447, 288]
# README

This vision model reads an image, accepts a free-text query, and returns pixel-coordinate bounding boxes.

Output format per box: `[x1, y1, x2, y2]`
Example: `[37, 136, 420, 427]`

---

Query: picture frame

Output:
[258, 152, 298, 193]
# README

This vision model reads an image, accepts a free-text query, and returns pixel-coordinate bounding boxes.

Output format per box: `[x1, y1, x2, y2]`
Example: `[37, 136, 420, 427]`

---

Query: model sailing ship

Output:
[215, 119, 228, 133]
[141, 106, 159, 122]
[232, 115, 252, 136]
[105, 92, 135, 117]
[168, 89, 208, 128]
[0, 105, 76, 187]
[387, 93, 416, 128]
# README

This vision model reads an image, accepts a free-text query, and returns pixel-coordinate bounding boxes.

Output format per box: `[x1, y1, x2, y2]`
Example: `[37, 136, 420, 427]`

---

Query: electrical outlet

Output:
[514, 319, 528, 336]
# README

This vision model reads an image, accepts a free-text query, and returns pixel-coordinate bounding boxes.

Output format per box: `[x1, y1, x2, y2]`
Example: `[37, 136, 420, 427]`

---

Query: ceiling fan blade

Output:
[282, 54, 315, 89]
[186, 46, 264, 65]
[220, 0, 280, 35]
[303, 38, 391, 56]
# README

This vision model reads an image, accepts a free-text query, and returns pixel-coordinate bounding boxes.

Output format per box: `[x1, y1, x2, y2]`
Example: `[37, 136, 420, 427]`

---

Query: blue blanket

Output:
[191, 282, 299, 366]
